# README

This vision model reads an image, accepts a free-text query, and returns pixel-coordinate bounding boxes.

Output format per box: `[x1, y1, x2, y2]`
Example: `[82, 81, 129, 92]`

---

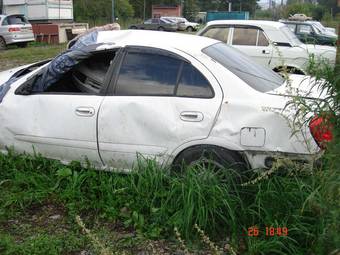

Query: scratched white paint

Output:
[0, 30, 324, 170]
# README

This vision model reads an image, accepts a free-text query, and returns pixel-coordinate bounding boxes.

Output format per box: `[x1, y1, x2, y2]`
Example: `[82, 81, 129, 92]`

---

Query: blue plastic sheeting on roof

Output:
[0, 77, 18, 104]
[0, 30, 101, 101]
[32, 31, 100, 93]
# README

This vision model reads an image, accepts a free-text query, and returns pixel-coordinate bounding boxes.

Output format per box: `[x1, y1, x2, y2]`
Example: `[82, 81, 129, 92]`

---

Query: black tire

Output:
[130, 26, 138, 30]
[0, 37, 6, 50]
[273, 66, 305, 75]
[172, 145, 249, 182]
[17, 42, 28, 48]
[186, 26, 193, 32]
[158, 26, 165, 31]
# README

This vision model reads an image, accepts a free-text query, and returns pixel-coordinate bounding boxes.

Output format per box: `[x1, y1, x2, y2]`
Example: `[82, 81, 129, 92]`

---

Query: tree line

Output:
[73, 0, 339, 24]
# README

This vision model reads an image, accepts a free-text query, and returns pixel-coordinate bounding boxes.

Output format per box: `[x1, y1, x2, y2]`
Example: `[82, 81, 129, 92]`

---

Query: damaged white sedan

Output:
[0, 30, 333, 172]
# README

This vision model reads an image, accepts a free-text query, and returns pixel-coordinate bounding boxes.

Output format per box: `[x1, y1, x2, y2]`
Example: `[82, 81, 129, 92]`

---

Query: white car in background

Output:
[162, 16, 199, 31]
[0, 31, 331, 172]
[198, 20, 336, 74]
[0, 14, 35, 50]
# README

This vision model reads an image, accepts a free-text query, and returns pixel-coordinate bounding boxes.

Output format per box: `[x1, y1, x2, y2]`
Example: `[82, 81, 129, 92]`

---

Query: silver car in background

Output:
[0, 14, 35, 50]
[162, 16, 199, 32]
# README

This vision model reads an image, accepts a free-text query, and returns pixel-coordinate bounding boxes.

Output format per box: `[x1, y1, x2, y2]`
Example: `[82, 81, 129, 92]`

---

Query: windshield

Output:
[202, 43, 284, 93]
[310, 21, 326, 32]
[280, 26, 302, 46]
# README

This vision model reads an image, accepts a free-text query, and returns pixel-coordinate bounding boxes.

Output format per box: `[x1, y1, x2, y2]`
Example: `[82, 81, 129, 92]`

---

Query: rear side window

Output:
[257, 30, 269, 46]
[115, 52, 181, 96]
[201, 27, 230, 43]
[115, 50, 214, 98]
[177, 62, 213, 98]
[232, 27, 257, 46]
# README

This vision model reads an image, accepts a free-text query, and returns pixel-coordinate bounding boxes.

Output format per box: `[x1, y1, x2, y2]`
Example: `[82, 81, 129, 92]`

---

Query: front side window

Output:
[232, 27, 258, 46]
[201, 27, 230, 43]
[297, 24, 312, 34]
[115, 52, 181, 96]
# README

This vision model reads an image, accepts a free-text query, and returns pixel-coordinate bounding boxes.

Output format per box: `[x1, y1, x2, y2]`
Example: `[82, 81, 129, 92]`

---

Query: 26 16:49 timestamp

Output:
[247, 226, 288, 237]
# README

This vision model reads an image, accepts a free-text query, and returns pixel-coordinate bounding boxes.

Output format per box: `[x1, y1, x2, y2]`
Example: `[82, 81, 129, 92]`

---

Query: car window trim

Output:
[108, 46, 215, 99]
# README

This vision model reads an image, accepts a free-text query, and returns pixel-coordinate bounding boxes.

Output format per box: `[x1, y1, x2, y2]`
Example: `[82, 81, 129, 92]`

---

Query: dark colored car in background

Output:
[129, 18, 177, 32]
[280, 20, 337, 46]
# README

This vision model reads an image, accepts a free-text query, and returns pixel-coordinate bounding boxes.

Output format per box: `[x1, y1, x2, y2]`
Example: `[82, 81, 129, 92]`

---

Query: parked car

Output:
[307, 21, 337, 37]
[280, 20, 337, 46]
[198, 20, 336, 74]
[0, 14, 35, 50]
[288, 13, 312, 21]
[162, 16, 199, 32]
[129, 18, 177, 32]
[0, 30, 331, 173]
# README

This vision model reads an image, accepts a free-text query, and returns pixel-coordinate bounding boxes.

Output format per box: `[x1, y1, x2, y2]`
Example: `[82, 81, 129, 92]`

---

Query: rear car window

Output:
[4, 15, 29, 25]
[202, 43, 284, 93]
[177, 62, 213, 98]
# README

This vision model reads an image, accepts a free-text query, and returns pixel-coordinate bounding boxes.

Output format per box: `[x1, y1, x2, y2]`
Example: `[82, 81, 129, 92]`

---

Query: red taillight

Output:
[8, 27, 21, 32]
[309, 115, 333, 149]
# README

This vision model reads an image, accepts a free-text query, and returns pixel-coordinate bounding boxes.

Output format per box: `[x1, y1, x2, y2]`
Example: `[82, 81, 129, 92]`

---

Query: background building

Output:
[152, 5, 182, 18]
[2, 0, 73, 23]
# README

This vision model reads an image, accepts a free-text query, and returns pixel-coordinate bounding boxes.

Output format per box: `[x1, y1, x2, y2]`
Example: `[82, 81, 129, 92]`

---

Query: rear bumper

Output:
[243, 150, 322, 169]
[5, 33, 35, 45]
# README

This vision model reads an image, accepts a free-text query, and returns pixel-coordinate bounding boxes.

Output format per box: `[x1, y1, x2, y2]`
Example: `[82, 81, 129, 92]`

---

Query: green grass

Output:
[0, 42, 66, 72]
[0, 148, 339, 254]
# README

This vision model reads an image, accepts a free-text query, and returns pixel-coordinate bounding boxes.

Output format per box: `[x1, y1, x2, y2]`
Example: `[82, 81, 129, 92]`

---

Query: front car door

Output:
[296, 24, 316, 44]
[0, 49, 119, 167]
[97, 46, 223, 169]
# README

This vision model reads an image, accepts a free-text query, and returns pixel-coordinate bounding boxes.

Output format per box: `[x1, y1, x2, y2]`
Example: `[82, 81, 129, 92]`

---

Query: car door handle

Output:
[262, 50, 270, 54]
[180, 111, 204, 122]
[75, 107, 95, 117]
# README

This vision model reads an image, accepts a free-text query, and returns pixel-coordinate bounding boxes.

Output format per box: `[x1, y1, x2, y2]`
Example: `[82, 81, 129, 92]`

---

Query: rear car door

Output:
[97, 46, 223, 169]
[231, 26, 273, 67]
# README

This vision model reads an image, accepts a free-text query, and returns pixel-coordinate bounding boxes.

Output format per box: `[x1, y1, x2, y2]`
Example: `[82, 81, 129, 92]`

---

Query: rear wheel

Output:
[0, 37, 6, 50]
[172, 145, 249, 182]
[186, 26, 193, 32]
[158, 26, 165, 31]
[130, 26, 137, 29]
